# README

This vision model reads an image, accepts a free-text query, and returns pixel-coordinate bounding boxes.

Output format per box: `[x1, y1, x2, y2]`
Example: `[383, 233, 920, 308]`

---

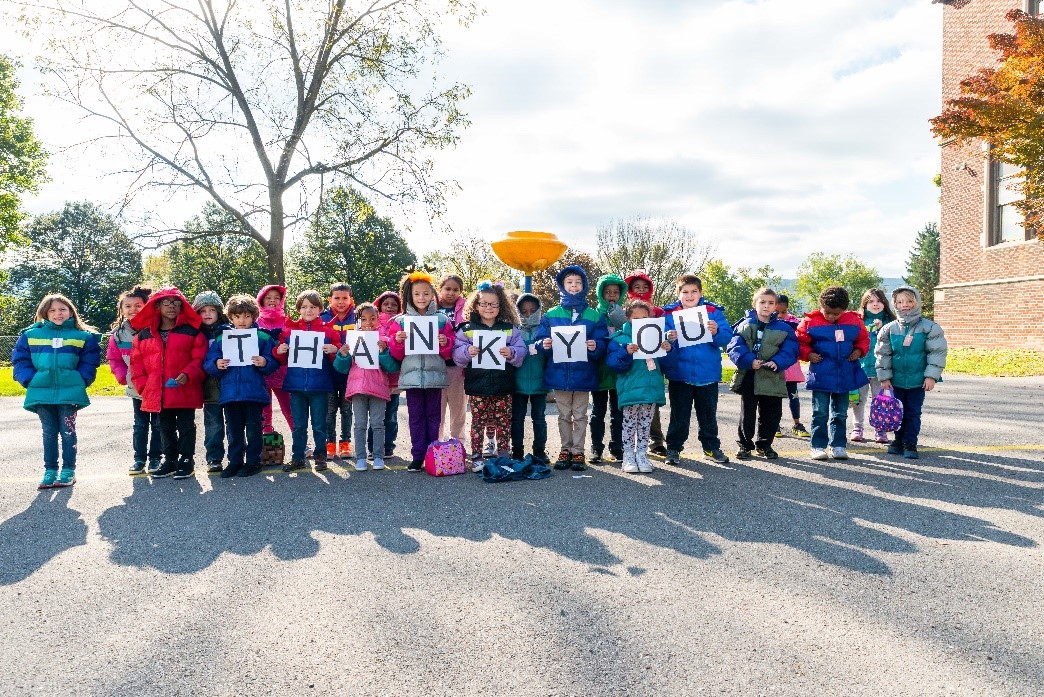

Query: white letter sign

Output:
[344, 330, 380, 370]
[551, 326, 587, 363]
[472, 330, 506, 370]
[674, 306, 713, 347]
[288, 330, 326, 369]
[222, 328, 259, 366]
[632, 318, 666, 358]
[404, 316, 440, 356]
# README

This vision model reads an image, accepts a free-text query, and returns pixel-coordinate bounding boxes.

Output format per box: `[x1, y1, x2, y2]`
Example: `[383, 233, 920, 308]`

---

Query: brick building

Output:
[935, 0, 1044, 348]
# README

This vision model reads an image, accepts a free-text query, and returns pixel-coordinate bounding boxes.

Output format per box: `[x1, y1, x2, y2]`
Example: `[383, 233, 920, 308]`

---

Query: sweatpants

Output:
[665, 381, 721, 453]
[406, 388, 442, 462]
[262, 386, 294, 433]
[159, 407, 197, 465]
[590, 389, 622, 455]
[554, 390, 590, 454]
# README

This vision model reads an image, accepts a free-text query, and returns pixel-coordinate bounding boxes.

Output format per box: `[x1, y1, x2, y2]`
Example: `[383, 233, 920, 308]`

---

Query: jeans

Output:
[736, 373, 783, 450]
[786, 381, 801, 421]
[224, 401, 264, 466]
[406, 388, 442, 462]
[159, 408, 197, 465]
[203, 402, 225, 464]
[665, 381, 721, 452]
[810, 392, 848, 449]
[290, 391, 329, 461]
[892, 386, 926, 448]
[132, 398, 161, 463]
[511, 393, 548, 457]
[38, 404, 78, 470]
[326, 386, 352, 443]
[352, 394, 387, 460]
[368, 392, 400, 456]
[590, 389, 622, 455]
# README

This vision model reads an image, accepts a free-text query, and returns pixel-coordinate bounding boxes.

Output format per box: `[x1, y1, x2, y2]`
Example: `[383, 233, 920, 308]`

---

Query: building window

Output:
[1028, 0, 1041, 16]
[989, 159, 1033, 245]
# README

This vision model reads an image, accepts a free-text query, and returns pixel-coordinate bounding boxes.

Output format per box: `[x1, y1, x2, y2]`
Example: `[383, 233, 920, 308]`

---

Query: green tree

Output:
[596, 216, 714, 306]
[0, 55, 48, 251]
[287, 187, 417, 304]
[532, 248, 603, 311]
[24, 2, 477, 282]
[793, 253, 883, 311]
[699, 260, 783, 325]
[165, 203, 270, 302]
[422, 235, 522, 294]
[904, 222, 940, 319]
[3, 202, 142, 329]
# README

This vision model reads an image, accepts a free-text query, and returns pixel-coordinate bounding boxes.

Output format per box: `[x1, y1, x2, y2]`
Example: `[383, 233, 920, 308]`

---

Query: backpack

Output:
[262, 431, 285, 467]
[424, 438, 467, 476]
[869, 389, 904, 433]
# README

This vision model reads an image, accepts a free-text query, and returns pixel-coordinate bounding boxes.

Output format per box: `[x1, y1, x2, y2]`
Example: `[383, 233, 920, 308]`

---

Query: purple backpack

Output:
[869, 389, 904, 433]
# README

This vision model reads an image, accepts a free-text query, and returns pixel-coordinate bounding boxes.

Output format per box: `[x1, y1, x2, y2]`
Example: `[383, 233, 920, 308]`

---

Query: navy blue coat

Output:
[203, 323, 280, 404]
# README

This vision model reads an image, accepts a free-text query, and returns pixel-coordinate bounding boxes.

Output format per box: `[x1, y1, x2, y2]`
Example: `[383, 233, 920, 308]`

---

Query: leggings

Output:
[622, 403, 655, 455]
[469, 394, 512, 455]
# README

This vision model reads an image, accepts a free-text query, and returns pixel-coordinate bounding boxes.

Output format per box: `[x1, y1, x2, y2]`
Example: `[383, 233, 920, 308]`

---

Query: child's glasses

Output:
[478, 302, 499, 309]
[159, 299, 183, 307]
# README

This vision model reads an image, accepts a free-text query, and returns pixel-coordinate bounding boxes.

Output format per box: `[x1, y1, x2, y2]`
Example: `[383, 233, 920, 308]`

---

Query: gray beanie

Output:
[192, 290, 224, 312]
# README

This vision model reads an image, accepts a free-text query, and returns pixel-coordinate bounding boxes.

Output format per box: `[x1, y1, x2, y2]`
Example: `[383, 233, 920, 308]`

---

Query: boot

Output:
[621, 444, 639, 474]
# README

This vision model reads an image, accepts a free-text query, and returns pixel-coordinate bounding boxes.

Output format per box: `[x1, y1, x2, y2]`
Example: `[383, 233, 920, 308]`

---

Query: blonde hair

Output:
[751, 287, 777, 303]
[35, 294, 96, 332]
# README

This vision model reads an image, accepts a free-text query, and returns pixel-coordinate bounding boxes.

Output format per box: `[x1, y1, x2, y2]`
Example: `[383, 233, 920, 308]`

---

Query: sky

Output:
[4, 0, 947, 277]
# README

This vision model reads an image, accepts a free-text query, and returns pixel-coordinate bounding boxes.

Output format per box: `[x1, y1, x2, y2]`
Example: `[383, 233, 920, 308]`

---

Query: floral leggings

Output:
[623, 403, 655, 454]
[469, 394, 512, 455]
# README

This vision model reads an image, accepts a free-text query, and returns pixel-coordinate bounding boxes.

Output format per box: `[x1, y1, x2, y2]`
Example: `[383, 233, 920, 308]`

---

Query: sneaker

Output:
[283, 459, 307, 473]
[206, 461, 223, 474]
[239, 463, 262, 477]
[38, 470, 58, 489]
[649, 445, 668, 458]
[151, 460, 177, 478]
[533, 451, 550, 465]
[903, 446, 920, 459]
[609, 449, 624, 461]
[313, 457, 328, 472]
[851, 430, 866, 443]
[553, 451, 572, 470]
[875, 431, 890, 444]
[129, 461, 146, 476]
[665, 449, 681, 465]
[774, 430, 784, 439]
[704, 449, 730, 464]
[470, 456, 484, 474]
[172, 466, 195, 480]
[570, 453, 587, 471]
[326, 442, 337, 458]
[221, 463, 242, 478]
[809, 448, 829, 460]
[384, 448, 395, 458]
[792, 424, 811, 438]
[736, 447, 753, 460]
[886, 443, 903, 455]
[372, 458, 386, 470]
[367, 450, 375, 461]
[353, 458, 367, 472]
[830, 447, 849, 460]
[621, 449, 639, 473]
[305, 446, 314, 459]
[146, 458, 162, 474]
[407, 459, 424, 471]
[756, 446, 779, 460]
[636, 451, 653, 474]
[511, 450, 524, 461]
[339, 441, 353, 457]
[589, 450, 604, 465]
[54, 469, 76, 487]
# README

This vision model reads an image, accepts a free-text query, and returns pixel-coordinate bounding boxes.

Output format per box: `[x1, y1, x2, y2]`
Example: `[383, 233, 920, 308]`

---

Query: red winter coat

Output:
[130, 288, 209, 412]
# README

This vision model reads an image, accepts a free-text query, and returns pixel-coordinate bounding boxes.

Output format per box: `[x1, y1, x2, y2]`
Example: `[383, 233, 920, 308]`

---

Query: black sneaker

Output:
[407, 459, 424, 471]
[151, 460, 177, 478]
[206, 461, 223, 474]
[533, 451, 549, 465]
[609, 449, 623, 461]
[735, 447, 753, 460]
[313, 457, 328, 472]
[903, 446, 919, 459]
[172, 465, 195, 480]
[589, 450, 603, 465]
[239, 463, 262, 477]
[221, 463, 242, 478]
[384, 448, 395, 458]
[756, 446, 779, 460]
[146, 458, 163, 474]
[283, 459, 307, 473]
[886, 443, 903, 455]
[553, 451, 572, 470]
[703, 449, 730, 464]
[649, 445, 668, 457]
[511, 450, 524, 461]
[128, 461, 146, 475]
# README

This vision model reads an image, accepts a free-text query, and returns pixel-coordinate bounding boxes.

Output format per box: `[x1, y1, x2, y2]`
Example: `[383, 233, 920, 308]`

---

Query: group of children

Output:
[11, 263, 948, 490]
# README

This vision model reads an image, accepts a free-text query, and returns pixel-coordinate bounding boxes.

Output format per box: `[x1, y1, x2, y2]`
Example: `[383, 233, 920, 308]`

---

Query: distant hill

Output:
[777, 278, 905, 294]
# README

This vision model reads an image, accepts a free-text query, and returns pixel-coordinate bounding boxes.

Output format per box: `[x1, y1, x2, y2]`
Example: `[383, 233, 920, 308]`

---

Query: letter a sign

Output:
[674, 307, 713, 347]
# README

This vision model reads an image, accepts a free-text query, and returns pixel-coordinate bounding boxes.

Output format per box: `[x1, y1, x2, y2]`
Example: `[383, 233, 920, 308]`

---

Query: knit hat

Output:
[192, 290, 224, 312]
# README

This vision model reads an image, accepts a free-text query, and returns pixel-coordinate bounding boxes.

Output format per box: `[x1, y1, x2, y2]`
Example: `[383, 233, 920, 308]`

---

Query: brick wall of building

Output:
[937, 0, 1044, 348]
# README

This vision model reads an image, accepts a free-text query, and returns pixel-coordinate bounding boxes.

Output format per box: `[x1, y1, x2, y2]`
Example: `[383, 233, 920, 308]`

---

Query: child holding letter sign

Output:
[334, 303, 400, 472]
[388, 271, 455, 471]
[203, 294, 278, 478]
[606, 301, 671, 474]
[274, 290, 340, 473]
[452, 282, 527, 469]
[535, 265, 608, 471]
[660, 274, 733, 465]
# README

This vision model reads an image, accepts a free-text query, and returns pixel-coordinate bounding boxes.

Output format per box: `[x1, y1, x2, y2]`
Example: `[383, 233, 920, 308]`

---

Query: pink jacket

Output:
[376, 291, 402, 390]
[256, 284, 289, 390]
[780, 313, 806, 383]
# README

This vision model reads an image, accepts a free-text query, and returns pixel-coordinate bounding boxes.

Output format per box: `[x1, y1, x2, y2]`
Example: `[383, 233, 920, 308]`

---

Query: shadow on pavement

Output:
[0, 488, 88, 586]
[90, 445, 1040, 578]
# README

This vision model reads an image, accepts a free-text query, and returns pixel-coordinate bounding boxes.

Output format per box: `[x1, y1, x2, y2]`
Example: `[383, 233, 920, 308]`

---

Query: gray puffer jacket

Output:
[386, 301, 455, 390]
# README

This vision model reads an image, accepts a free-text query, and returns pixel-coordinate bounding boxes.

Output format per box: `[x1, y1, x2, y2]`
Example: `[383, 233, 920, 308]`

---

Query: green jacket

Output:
[12, 318, 102, 413]
[514, 293, 549, 395]
[595, 274, 628, 391]
[875, 287, 947, 389]
[606, 324, 667, 408]
[726, 311, 799, 398]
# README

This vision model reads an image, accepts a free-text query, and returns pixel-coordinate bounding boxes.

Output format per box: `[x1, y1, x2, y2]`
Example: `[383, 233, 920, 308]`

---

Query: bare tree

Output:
[596, 216, 715, 306]
[15, 0, 478, 283]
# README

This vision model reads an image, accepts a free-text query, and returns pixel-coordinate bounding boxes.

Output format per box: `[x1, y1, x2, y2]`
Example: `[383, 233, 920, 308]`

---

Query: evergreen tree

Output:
[904, 222, 940, 319]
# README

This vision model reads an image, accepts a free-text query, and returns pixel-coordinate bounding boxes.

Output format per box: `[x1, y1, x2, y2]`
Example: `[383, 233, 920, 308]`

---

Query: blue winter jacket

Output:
[203, 323, 280, 404]
[796, 310, 871, 394]
[534, 268, 609, 392]
[606, 324, 667, 408]
[659, 299, 733, 385]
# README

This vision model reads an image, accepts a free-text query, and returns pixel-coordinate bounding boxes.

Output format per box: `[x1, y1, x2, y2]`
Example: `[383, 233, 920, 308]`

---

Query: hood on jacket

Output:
[130, 287, 201, 332]
[516, 292, 542, 328]
[624, 271, 655, 304]
[891, 285, 923, 326]
[555, 264, 589, 310]
[595, 274, 628, 314]
[375, 290, 402, 315]
[256, 284, 287, 327]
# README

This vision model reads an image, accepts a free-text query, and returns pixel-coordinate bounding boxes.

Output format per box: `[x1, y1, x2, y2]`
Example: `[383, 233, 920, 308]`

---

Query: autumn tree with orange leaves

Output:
[931, 10, 1044, 241]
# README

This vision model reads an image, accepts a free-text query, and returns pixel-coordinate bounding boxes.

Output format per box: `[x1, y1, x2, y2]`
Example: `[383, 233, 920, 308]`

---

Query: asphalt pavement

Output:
[0, 375, 1041, 696]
